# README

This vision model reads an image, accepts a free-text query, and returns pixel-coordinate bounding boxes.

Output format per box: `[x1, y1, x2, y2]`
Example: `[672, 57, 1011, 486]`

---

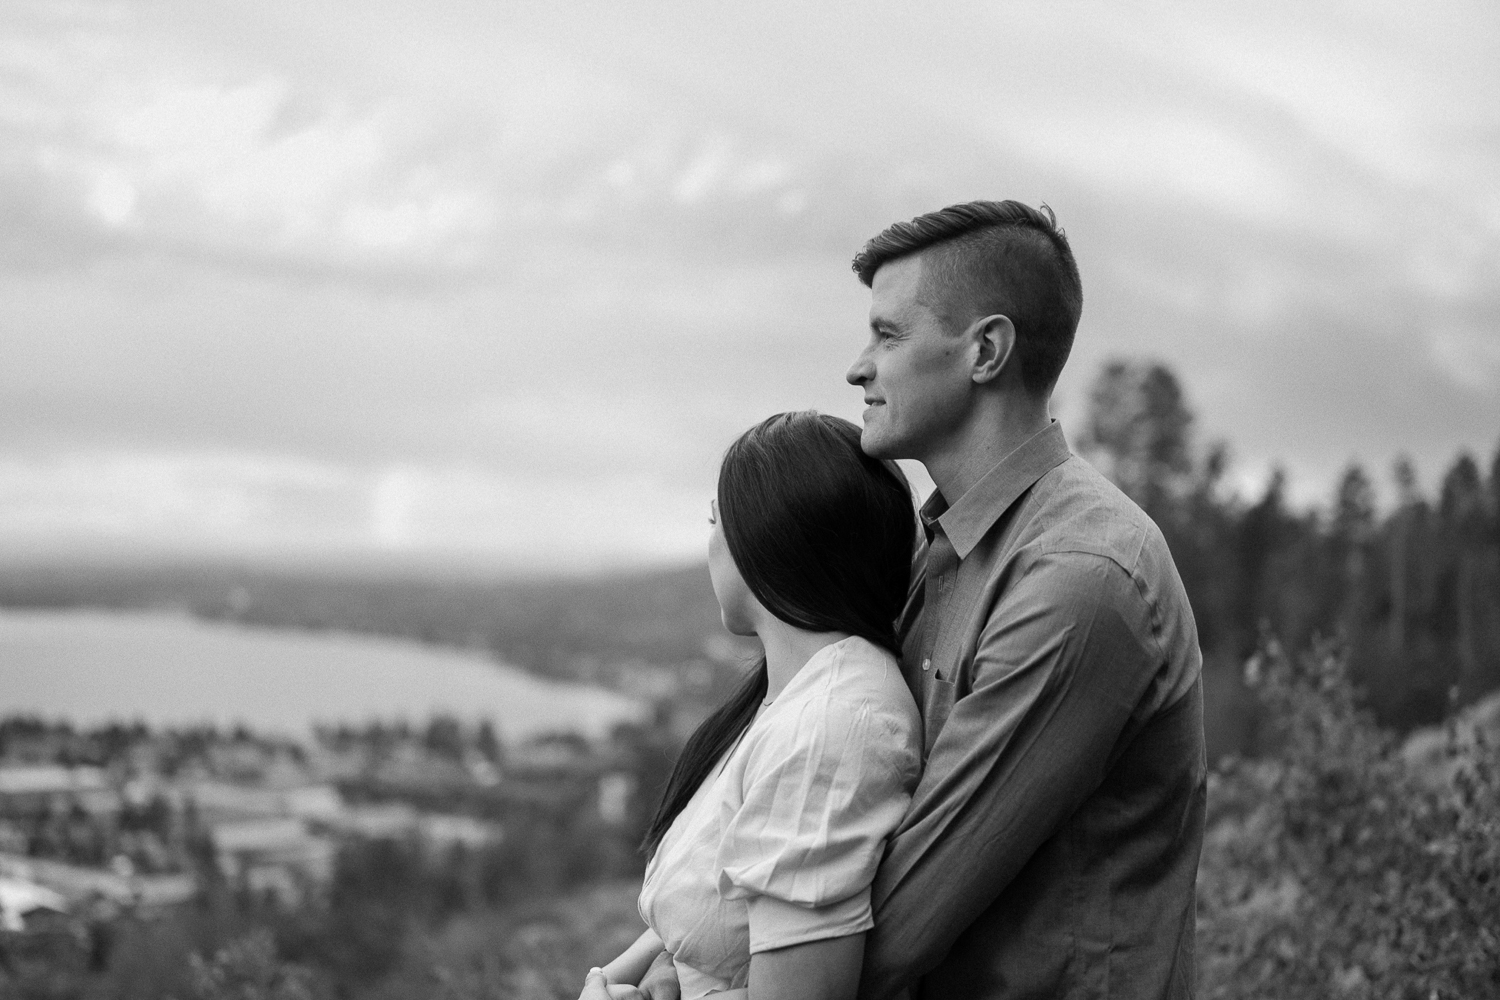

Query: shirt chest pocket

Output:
[920, 671, 958, 759]
[917, 587, 980, 756]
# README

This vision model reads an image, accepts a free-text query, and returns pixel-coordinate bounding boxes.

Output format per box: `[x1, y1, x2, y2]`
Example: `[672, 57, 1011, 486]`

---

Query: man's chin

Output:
[859, 425, 900, 460]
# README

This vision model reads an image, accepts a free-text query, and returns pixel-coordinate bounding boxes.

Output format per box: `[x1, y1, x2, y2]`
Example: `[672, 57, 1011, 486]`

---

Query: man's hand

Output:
[637, 948, 681, 1000]
[578, 967, 643, 1000]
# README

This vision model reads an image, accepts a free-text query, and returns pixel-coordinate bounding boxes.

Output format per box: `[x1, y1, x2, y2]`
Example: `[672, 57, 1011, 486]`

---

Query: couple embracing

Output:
[581, 200, 1206, 1000]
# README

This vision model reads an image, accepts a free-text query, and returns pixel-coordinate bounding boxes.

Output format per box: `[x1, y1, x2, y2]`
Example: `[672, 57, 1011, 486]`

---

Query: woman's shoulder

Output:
[827, 636, 919, 721]
[759, 637, 920, 752]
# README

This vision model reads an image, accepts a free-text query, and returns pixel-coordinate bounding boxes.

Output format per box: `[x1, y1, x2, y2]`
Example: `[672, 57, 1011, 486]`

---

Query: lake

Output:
[0, 608, 647, 742]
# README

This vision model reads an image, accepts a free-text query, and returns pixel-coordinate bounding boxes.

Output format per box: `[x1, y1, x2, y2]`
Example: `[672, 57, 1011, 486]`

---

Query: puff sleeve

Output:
[716, 692, 919, 954]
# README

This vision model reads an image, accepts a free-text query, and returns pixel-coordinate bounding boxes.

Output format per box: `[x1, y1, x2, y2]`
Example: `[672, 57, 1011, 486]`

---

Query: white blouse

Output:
[639, 636, 921, 999]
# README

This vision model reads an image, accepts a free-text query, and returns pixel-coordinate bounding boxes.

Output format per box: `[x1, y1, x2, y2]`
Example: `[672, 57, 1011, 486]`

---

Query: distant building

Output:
[282, 785, 344, 822]
[303, 743, 369, 783]
[0, 852, 195, 910]
[185, 781, 284, 820]
[0, 766, 117, 819]
[417, 814, 503, 852]
[369, 744, 473, 791]
[185, 781, 343, 824]
[208, 818, 335, 907]
[320, 805, 503, 854]
[0, 875, 68, 932]
[325, 802, 419, 840]
[507, 735, 593, 778]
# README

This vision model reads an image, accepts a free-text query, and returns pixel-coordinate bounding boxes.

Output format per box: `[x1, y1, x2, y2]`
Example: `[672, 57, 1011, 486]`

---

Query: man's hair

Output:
[852, 200, 1083, 393]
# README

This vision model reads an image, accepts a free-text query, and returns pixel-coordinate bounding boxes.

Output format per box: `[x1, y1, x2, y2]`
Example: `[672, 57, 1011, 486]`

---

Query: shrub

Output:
[1198, 634, 1500, 998]
[181, 931, 320, 1000]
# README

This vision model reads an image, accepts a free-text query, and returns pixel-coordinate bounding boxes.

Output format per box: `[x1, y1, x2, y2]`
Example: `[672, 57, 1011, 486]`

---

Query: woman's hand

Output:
[578, 967, 645, 1000]
[601, 928, 666, 988]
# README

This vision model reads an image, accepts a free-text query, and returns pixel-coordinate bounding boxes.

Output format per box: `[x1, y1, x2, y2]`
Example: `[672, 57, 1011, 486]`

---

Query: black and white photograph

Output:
[1, 1, 1497, 997]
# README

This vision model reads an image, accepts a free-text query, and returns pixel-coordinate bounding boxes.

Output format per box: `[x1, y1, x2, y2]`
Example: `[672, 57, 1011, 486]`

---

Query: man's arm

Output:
[859, 551, 1165, 999]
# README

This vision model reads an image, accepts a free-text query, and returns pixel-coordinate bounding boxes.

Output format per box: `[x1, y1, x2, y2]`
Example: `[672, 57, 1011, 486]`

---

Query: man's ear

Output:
[969, 313, 1016, 384]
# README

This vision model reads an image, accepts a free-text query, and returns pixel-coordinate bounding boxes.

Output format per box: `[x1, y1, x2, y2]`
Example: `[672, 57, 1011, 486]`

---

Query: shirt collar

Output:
[920, 421, 1072, 560]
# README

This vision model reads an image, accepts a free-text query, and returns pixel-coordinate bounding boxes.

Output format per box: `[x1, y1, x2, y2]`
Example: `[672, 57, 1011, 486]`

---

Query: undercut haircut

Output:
[852, 200, 1083, 393]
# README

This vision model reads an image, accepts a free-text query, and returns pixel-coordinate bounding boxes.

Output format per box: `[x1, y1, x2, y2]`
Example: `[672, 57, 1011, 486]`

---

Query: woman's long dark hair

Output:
[641, 411, 915, 857]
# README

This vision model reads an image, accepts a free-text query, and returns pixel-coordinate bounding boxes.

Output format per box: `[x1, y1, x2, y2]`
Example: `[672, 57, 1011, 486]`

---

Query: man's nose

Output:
[846, 347, 873, 386]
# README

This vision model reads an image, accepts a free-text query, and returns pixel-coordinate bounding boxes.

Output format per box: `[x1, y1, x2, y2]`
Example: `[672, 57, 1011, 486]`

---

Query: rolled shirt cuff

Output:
[746, 885, 873, 955]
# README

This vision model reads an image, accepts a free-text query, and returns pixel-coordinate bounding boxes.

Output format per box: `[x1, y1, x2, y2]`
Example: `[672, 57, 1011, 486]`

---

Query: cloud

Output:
[0, 449, 709, 571]
[0, 41, 499, 274]
[1429, 323, 1500, 392]
[0, 0, 1497, 566]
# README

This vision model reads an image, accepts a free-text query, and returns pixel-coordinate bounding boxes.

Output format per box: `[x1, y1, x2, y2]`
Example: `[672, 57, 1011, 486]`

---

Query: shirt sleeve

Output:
[858, 550, 1168, 999]
[716, 694, 918, 954]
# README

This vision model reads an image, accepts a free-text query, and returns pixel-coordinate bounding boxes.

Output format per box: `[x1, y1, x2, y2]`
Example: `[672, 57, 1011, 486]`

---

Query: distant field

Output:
[0, 608, 647, 741]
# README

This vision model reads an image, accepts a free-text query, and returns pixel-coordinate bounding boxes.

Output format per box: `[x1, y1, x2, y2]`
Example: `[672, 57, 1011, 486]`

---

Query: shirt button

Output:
[921, 658, 932, 672]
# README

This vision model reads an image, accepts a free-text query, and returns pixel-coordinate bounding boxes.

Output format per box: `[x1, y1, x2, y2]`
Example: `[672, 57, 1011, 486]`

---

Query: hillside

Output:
[0, 559, 747, 685]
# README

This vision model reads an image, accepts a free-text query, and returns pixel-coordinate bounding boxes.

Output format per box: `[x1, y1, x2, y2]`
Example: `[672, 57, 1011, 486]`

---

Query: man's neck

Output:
[924, 394, 1053, 503]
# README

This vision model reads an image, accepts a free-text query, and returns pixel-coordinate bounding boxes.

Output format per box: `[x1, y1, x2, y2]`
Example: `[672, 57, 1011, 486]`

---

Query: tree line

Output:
[1079, 359, 1500, 753]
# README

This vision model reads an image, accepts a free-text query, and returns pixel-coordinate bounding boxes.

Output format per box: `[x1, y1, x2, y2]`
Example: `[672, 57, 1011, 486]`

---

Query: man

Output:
[848, 200, 1205, 999]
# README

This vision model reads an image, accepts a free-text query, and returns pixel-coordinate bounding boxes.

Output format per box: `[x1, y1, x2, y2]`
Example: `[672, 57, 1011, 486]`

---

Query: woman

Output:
[581, 411, 921, 1000]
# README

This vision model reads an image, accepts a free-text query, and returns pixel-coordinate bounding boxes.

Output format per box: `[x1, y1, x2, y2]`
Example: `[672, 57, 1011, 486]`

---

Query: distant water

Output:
[0, 608, 647, 742]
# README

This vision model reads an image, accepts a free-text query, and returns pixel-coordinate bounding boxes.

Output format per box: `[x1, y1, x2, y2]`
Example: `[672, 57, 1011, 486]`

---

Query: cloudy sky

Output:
[3, 0, 1497, 572]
